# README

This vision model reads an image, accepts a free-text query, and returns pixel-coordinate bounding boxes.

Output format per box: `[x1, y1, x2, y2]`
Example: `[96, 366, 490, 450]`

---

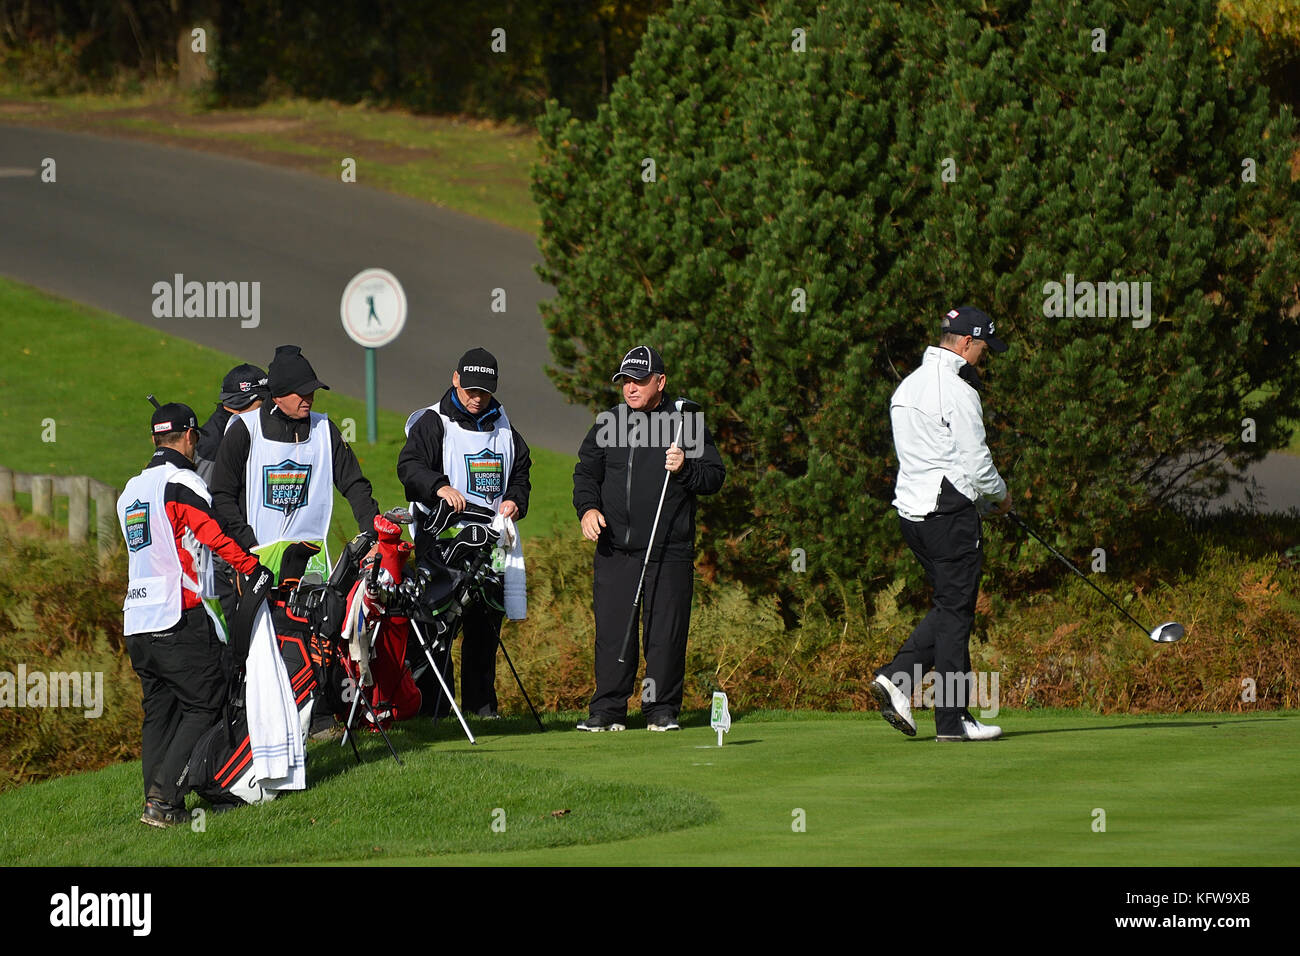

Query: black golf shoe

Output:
[646, 715, 680, 731]
[576, 714, 626, 732]
[140, 799, 191, 829]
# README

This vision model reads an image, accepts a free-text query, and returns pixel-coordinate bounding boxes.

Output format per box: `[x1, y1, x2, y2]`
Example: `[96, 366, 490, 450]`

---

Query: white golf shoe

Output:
[870, 675, 917, 737]
[936, 715, 1002, 742]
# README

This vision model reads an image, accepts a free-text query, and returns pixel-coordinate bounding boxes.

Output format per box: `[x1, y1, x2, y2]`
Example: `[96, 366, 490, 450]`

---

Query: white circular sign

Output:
[340, 268, 407, 348]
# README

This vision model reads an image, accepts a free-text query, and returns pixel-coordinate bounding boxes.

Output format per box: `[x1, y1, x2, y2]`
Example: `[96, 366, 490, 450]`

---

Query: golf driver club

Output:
[617, 397, 702, 664]
[1006, 511, 1184, 643]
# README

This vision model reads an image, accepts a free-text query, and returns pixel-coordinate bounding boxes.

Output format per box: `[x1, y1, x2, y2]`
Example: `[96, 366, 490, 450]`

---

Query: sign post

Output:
[340, 268, 407, 444]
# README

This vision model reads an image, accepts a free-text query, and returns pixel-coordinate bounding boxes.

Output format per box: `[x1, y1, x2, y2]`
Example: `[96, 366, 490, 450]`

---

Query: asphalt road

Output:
[0, 125, 593, 452]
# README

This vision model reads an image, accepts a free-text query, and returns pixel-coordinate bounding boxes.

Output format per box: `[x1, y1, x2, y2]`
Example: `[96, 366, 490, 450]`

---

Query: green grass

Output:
[1, 709, 1294, 865]
[0, 277, 576, 546]
[0, 89, 541, 233]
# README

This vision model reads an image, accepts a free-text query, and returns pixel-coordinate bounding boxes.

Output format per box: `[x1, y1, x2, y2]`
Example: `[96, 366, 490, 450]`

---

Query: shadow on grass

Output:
[1003, 715, 1295, 737]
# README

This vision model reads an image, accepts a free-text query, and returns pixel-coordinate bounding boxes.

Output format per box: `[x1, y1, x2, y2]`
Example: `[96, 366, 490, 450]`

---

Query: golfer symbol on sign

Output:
[366, 295, 381, 326]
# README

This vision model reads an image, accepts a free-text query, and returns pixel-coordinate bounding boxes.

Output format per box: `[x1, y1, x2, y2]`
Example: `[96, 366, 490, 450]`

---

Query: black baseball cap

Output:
[150, 401, 199, 437]
[269, 345, 330, 397]
[611, 345, 665, 382]
[217, 363, 269, 409]
[457, 348, 499, 393]
[942, 306, 1008, 353]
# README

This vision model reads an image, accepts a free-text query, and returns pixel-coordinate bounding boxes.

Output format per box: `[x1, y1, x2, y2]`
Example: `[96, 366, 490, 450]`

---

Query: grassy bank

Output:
[0, 277, 577, 545]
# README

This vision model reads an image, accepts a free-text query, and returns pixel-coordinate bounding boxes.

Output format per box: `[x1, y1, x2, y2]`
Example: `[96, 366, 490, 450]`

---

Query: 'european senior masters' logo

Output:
[262, 460, 312, 514]
[464, 449, 505, 504]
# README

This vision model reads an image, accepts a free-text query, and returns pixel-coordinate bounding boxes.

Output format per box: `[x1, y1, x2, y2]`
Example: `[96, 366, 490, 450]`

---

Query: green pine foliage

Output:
[534, 0, 1300, 591]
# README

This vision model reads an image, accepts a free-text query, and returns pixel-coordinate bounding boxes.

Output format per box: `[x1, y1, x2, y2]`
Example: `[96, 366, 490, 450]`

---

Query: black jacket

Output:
[572, 396, 725, 560]
[396, 388, 532, 519]
[194, 405, 234, 484]
[197, 406, 234, 462]
[209, 402, 379, 551]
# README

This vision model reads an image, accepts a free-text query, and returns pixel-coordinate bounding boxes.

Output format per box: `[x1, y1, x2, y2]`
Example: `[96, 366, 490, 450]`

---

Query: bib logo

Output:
[262, 460, 312, 514]
[124, 500, 151, 552]
[464, 449, 505, 504]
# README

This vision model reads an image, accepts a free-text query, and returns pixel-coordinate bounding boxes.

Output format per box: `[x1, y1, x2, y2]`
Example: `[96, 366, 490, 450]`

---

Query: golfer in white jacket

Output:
[871, 306, 1012, 742]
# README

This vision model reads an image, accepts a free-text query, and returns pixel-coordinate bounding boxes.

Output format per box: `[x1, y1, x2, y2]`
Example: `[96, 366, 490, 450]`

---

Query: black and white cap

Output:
[457, 348, 499, 393]
[611, 345, 665, 382]
[942, 306, 1008, 353]
[217, 363, 269, 409]
[150, 402, 198, 436]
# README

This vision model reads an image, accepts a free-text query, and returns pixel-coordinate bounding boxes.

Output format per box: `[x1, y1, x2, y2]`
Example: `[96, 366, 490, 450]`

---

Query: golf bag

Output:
[182, 541, 350, 807]
[333, 513, 423, 730]
[401, 500, 506, 717]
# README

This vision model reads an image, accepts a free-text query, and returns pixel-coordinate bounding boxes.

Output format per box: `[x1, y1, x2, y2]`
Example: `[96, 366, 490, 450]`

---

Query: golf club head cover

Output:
[328, 530, 376, 595]
[458, 502, 496, 526]
[230, 562, 276, 665]
[420, 498, 457, 538]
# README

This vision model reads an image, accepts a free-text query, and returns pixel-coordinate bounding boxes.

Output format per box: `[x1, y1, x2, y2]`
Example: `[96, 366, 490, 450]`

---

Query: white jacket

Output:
[890, 346, 1007, 520]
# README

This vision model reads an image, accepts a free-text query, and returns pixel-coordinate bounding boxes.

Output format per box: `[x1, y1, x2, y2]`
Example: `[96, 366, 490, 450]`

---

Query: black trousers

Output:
[419, 601, 503, 718]
[126, 606, 227, 806]
[590, 543, 694, 721]
[877, 506, 983, 736]
[460, 601, 503, 716]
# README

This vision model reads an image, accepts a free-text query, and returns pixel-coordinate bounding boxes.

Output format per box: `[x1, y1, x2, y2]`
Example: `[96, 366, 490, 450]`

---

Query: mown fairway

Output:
[2, 709, 1294, 866]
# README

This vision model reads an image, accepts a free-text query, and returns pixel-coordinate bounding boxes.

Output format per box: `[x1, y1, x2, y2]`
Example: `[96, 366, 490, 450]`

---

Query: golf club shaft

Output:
[1008, 512, 1154, 637]
[355, 682, 403, 764]
[497, 637, 545, 731]
[617, 415, 687, 664]
[411, 620, 477, 745]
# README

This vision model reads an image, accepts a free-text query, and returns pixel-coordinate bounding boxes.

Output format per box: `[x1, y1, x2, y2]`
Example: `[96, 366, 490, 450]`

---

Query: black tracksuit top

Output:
[572, 396, 726, 560]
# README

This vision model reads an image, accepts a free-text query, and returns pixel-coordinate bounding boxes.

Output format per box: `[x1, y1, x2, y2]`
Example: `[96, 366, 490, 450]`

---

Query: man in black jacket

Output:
[397, 348, 532, 718]
[573, 346, 725, 732]
[195, 364, 269, 484]
[210, 345, 379, 560]
[195, 363, 269, 627]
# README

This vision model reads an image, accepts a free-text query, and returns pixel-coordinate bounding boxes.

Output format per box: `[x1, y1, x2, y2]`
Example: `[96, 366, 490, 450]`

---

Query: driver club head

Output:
[1150, 621, 1185, 644]
[675, 397, 701, 414]
[383, 506, 414, 525]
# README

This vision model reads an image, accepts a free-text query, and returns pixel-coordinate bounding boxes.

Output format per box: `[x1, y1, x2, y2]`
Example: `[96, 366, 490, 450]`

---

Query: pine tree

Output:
[534, 0, 1300, 592]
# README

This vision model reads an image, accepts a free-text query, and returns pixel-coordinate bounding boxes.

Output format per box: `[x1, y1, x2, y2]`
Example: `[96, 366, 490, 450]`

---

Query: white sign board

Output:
[710, 691, 731, 746]
[340, 268, 407, 348]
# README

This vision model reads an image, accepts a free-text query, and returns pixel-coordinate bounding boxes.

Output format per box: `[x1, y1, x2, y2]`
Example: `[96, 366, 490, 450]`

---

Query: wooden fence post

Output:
[94, 485, 118, 560]
[31, 475, 53, 517]
[68, 475, 90, 544]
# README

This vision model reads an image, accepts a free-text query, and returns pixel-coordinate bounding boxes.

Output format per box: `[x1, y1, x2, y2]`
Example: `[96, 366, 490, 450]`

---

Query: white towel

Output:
[490, 513, 527, 620]
[245, 602, 306, 791]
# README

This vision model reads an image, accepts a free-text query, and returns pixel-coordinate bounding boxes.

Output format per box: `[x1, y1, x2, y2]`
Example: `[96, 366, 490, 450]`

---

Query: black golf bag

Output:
[182, 540, 355, 807]
[401, 500, 505, 717]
